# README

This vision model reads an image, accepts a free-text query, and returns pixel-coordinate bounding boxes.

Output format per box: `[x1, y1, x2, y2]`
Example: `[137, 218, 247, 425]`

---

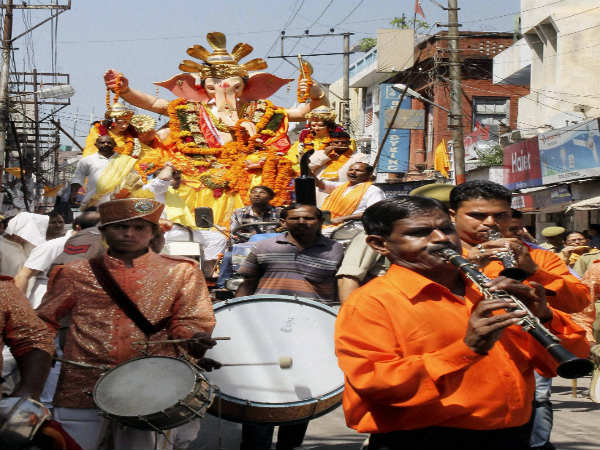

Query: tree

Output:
[357, 38, 377, 52]
[475, 144, 504, 167]
[390, 14, 430, 33]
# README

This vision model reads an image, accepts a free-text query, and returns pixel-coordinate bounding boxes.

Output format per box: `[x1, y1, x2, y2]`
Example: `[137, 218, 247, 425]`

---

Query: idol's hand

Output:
[308, 82, 325, 101]
[104, 69, 129, 93]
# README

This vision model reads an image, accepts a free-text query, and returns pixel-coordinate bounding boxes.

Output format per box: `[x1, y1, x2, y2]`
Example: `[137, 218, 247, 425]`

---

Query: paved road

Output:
[191, 375, 599, 449]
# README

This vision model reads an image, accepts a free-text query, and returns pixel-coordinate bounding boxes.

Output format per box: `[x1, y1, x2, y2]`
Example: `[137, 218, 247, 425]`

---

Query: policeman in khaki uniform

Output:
[538, 226, 566, 253]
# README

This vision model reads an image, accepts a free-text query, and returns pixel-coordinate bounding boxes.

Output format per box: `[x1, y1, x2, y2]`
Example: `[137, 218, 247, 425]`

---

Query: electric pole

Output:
[342, 33, 350, 131]
[447, 0, 465, 184]
[0, 0, 13, 174]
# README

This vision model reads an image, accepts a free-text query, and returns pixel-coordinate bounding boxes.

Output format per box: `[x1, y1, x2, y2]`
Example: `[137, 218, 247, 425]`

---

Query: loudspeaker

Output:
[294, 178, 317, 206]
[195, 207, 214, 228]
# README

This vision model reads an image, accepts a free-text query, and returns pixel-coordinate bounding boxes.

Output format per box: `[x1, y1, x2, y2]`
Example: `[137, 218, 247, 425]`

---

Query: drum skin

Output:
[93, 356, 214, 430]
[205, 295, 344, 425]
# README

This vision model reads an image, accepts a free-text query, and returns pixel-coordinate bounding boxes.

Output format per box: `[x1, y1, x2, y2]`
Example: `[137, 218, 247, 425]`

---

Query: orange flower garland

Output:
[166, 97, 292, 200]
[106, 73, 122, 109]
[297, 61, 313, 103]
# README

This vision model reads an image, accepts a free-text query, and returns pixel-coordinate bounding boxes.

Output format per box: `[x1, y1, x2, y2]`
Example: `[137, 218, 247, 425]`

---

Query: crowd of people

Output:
[0, 31, 597, 450]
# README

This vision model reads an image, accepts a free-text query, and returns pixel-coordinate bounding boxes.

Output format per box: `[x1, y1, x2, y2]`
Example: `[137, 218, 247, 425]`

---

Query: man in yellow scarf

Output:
[317, 162, 385, 226]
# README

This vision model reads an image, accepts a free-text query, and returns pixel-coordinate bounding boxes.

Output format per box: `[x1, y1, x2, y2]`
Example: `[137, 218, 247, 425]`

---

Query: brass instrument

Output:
[434, 246, 593, 379]
[487, 228, 528, 281]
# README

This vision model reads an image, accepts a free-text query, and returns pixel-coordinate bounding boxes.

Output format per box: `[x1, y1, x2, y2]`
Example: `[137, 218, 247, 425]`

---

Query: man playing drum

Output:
[36, 197, 217, 450]
[335, 196, 589, 450]
[235, 203, 344, 449]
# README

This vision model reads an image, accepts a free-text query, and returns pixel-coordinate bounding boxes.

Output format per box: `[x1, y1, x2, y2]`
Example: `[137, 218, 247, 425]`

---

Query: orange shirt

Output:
[37, 251, 215, 408]
[482, 246, 590, 313]
[334, 264, 589, 434]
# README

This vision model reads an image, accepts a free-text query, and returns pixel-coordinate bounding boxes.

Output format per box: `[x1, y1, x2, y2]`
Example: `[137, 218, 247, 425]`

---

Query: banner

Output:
[538, 118, 600, 184]
[503, 137, 542, 190]
[377, 83, 411, 173]
[464, 121, 491, 161]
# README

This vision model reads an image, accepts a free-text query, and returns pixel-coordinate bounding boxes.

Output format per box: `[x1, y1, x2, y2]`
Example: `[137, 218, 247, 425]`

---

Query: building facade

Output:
[329, 30, 530, 184]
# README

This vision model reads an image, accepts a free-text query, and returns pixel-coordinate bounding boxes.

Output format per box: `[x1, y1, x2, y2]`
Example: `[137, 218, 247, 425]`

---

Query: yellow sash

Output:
[321, 181, 371, 219]
[87, 154, 137, 206]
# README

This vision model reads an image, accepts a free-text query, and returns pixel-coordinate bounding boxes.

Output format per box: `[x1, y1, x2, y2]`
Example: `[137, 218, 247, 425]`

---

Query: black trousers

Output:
[367, 420, 533, 450]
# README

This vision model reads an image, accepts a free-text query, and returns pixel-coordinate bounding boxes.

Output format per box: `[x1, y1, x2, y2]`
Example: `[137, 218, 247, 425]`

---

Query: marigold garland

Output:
[297, 61, 313, 103]
[166, 97, 292, 198]
[106, 73, 122, 110]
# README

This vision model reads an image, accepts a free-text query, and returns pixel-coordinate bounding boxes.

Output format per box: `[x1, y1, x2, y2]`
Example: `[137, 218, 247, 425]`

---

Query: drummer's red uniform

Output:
[0, 277, 54, 374]
[482, 246, 590, 313]
[37, 251, 215, 408]
[334, 264, 589, 434]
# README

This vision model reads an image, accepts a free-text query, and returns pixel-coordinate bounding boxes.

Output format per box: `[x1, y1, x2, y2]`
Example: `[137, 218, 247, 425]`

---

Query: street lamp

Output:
[38, 84, 75, 100]
[392, 83, 449, 112]
[10, 84, 75, 100]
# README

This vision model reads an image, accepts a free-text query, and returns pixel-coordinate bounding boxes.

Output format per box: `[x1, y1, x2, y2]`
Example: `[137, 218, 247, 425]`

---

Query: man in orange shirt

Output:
[449, 180, 590, 450]
[335, 196, 589, 450]
[449, 180, 589, 314]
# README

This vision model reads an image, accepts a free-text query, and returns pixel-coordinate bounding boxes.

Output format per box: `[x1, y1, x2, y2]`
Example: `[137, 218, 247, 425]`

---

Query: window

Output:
[472, 97, 510, 137]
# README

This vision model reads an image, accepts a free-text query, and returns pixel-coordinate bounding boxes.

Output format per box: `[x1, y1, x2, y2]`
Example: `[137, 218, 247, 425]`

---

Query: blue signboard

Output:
[377, 84, 411, 173]
[538, 118, 600, 184]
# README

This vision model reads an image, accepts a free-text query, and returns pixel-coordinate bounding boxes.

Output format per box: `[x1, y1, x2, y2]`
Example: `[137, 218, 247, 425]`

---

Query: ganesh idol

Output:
[103, 32, 328, 227]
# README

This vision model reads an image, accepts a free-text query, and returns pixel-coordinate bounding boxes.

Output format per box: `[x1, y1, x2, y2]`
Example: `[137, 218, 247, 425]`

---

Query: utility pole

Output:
[0, 0, 13, 175]
[447, 0, 465, 184]
[342, 33, 350, 130]
[33, 68, 40, 203]
[53, 120, 60, 186]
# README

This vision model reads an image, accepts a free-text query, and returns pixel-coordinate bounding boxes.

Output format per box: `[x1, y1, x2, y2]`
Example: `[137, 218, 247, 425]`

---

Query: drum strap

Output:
[89, 257, 170, 336]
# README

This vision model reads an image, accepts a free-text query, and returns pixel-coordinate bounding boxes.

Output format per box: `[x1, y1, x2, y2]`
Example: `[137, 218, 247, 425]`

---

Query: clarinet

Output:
[486, 228, 528, 281]
[435, 246, 593, 379]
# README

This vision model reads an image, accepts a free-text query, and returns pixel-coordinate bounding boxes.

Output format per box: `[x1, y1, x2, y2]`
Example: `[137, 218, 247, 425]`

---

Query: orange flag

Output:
[434, 139, 450, 178]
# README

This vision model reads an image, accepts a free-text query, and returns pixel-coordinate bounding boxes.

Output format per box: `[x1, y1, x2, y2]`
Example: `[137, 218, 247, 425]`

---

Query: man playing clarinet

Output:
[335, 196, 589, 450]
[449, 180, 591, 449]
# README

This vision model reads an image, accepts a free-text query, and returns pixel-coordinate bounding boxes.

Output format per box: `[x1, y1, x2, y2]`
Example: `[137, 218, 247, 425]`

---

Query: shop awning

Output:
[566, 196, 600, 212]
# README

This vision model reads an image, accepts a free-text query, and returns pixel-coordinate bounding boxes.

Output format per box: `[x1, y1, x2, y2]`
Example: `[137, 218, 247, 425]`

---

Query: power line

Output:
[263, 0, 305, 58]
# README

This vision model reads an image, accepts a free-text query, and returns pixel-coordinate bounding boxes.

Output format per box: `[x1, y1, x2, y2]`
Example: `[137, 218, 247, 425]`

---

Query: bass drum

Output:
[205, 295, 344, 424]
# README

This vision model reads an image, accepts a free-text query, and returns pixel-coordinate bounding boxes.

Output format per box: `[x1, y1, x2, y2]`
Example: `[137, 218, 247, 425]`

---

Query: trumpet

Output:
[434, 246, 593, 379]
[486, 228, 528, 281]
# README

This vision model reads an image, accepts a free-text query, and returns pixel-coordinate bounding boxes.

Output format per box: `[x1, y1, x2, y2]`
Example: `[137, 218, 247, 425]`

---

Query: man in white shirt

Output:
[13, 211, 101, 305]
[316, 162, 386, 226]
[70, 135, 119, 207]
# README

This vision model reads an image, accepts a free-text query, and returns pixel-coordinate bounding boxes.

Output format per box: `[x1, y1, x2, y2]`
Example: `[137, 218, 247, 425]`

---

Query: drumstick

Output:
[220, 357, 293, 369]
[132, 336, 230, 346]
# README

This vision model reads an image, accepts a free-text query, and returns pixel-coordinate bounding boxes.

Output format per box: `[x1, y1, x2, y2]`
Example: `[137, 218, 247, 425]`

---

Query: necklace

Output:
[201, 105, 232, 133]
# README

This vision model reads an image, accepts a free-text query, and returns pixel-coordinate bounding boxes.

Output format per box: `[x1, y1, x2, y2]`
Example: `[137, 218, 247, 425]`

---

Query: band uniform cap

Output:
[541, 226, 566, 238]
[99, 198, 164, 227]
[409, 183, 456, 205]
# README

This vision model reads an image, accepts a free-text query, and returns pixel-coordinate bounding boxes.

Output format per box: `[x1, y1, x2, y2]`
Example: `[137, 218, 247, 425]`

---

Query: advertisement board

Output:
[538, 118, 600, 184]
[377, 84, 411, 173]
[503, 137, 542, 190]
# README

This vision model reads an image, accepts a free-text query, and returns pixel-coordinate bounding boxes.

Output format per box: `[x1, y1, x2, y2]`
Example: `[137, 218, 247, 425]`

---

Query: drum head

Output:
[205, 295, 343, 405]
[94, 357, 196, 417]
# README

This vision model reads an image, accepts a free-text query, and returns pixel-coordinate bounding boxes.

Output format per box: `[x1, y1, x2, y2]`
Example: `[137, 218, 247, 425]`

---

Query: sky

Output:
[6, 0, 520, 146]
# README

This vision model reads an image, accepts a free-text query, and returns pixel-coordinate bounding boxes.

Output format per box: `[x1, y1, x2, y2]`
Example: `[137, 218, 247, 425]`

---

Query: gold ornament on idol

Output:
[178, 32, 268, 80]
